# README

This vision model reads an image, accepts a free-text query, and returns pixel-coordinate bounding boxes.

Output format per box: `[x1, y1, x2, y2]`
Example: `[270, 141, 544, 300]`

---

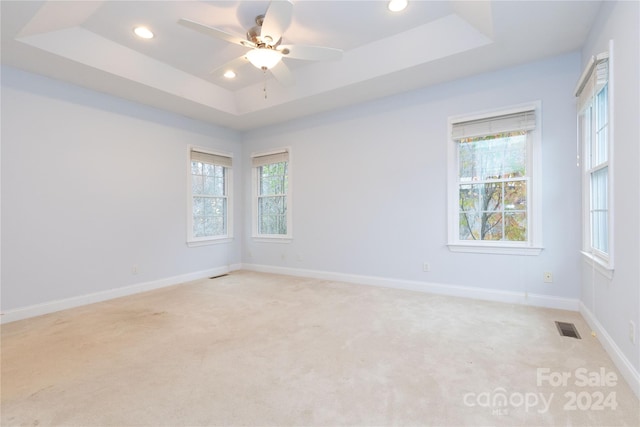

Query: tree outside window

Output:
[458, 132, 528, 242]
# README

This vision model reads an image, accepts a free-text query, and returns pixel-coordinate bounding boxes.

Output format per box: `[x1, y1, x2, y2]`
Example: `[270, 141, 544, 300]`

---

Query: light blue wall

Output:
[242, 53, 582, 300]
[579, 0, 640, 375]
[1, 67, 243, 310]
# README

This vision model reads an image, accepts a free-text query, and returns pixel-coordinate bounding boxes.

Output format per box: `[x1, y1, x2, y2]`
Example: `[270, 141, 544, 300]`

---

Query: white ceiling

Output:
[1, 1, 602, 131]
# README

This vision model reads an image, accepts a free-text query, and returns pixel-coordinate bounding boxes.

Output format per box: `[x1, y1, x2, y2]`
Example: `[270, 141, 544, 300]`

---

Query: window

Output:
[447, 104, 542, 255]
[576, 51, 612, 273]
[187, 148, 232, 245]
[252, 149, 291, 239]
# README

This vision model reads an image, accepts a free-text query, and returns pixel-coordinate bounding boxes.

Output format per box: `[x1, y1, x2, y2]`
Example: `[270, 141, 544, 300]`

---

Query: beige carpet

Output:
[1, 271, 638, 426]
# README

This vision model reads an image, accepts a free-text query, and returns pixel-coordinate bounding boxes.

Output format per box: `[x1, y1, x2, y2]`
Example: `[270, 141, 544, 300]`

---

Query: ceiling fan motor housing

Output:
[247, 14, 281, 47]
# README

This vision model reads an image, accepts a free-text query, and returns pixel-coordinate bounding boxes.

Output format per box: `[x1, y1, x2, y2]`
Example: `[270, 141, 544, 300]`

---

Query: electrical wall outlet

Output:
[630, 321, 636, 344]
[543, 272, 553, 283]
[132, 265, 139, 275]
[423, 262, 430, 272]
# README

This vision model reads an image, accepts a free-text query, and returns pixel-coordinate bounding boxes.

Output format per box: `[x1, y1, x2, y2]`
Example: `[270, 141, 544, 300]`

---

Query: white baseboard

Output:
[229, 263, 244, 272]
[579, 302, 640, 399]
[0, 265, 230, 324]
[240, 263, 580, 311]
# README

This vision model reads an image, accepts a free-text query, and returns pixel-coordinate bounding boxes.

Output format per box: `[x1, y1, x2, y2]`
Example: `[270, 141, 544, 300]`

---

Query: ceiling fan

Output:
[178, 0, 343, 87]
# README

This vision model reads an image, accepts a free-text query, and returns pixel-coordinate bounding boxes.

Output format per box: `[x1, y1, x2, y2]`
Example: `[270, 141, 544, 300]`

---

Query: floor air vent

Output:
[555, 321, 581, 339]
[209, 273, 229, 280]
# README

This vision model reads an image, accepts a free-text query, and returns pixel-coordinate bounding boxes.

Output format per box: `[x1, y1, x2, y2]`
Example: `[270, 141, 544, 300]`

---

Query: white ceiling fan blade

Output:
[278, 44, 343, 61]
[261, 0, 293, 45]
[269, 61, 295, 87]
[178, 18, 256, 48]
[211, 55, 250, 76]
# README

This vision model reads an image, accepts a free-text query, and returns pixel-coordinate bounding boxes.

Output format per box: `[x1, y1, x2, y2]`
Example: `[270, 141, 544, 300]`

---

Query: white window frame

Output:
[187, 146, 233, 247]
[576, 45, 614, 278]
[447, 102, 543, 255]
[251, 147, 292, 242]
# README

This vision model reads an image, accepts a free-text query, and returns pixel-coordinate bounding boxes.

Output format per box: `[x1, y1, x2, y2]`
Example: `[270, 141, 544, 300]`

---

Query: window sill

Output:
[187, 237, 233, 247]
[448, 243, 543, 256]
[581, 251, 614, 279]
[253, 236, 292, 244]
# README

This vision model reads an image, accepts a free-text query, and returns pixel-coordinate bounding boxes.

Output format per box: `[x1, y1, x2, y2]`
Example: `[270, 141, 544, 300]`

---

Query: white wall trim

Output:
[579, 302, 640, 399]
[0, 266, 231, 324]
[240, 263, 579, 311]
[448, 244, 543, 256]
[229, 263, 244, 272]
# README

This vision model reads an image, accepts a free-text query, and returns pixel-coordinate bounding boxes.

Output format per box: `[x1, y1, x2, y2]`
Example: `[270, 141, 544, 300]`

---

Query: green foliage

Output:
[258, 162, 288, 235]
[191, 161, 227, 237]
[458, 133, 528, 242]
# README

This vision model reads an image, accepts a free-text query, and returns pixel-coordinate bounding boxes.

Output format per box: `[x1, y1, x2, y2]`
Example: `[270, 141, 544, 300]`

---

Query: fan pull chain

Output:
[262, 67, 268, 99]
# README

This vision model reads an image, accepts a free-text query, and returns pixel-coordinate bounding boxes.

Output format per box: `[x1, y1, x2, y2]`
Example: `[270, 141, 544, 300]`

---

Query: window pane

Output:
[592, 211, 608, 253]
[192, 175, 204, 195]
[203, 176, 215, 195]
[190, 157, 230, 240]
[459, 212, 504, 241]
[457, 131, 529, 242]
[193, 197, 227, 238]
[591, 167, 608, 210]
[460, 182, 503, 211]
[595, 85, 608, 165]
[459, 184, 478, 212]
[261, 176, 285, 195]
[203, 198, 214, 216]
[458, 132, 527, 181]
[203, 217, 215, 236]
[205, 176, 224, 196]
[260, 214, 286, 235]
[256, 161, 288, 236]
[590, 167, 608, 253]
[191, 161, 202, 175]
[504, 181, 526, 211]
[459, 212, 480, 240]
[579, 110, 591, 166]
[258, 208, 287, 235]
[203, 163, 215, 177]
[259, 162, 287, 196]
[193, 216, 205, 238]
[211, 216, 225, 236]
[480, 212, 503, 240]
[482, 182, 502, 212]
[258, 196, 285, 216]
[193, 197, 204, 216]
[261, 162, 285, 178]
[459, 183, 503, 212]
[504, 212, 527, 241]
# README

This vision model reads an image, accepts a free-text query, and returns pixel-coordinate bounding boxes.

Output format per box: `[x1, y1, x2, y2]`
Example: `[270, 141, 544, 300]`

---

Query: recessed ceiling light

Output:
[388, 0, 408, 12]
[133, 26, 154, 39]
[223, 70, 236, 79]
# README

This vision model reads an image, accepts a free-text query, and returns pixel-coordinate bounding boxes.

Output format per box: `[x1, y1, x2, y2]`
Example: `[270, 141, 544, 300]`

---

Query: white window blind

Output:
[191, 150, 232, 167]
[252, 151, 289, 167]
[451, 109, 536, 140]
[575, 54, 609, 112]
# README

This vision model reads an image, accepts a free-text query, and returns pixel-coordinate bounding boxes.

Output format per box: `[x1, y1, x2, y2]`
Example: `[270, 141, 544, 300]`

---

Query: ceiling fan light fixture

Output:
[246, 48, 282, 70]
[388, 0, 408, 12]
